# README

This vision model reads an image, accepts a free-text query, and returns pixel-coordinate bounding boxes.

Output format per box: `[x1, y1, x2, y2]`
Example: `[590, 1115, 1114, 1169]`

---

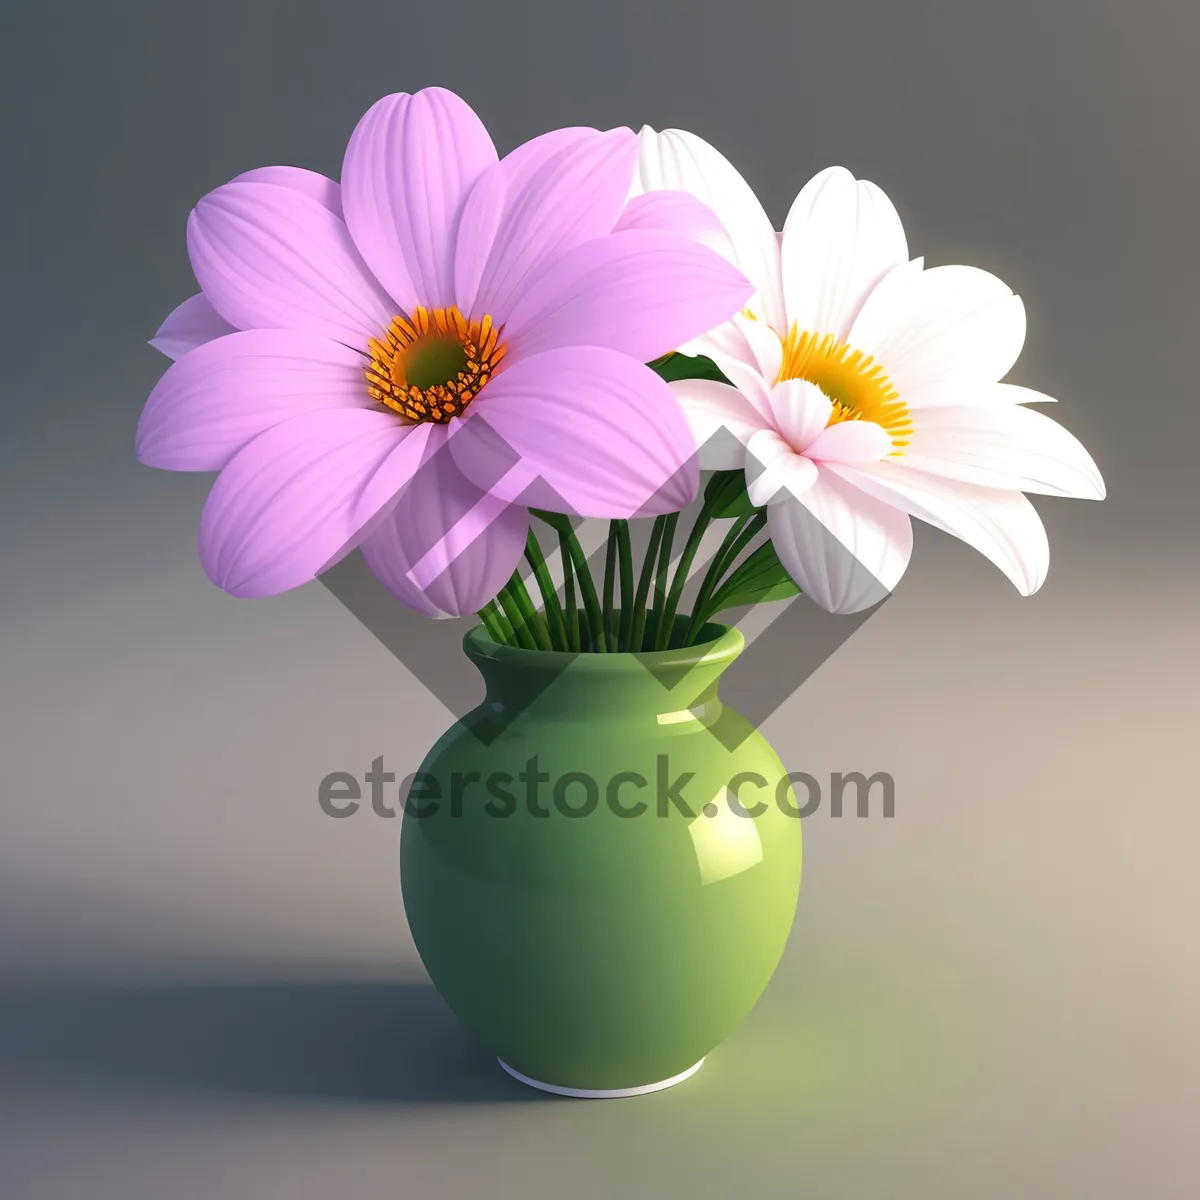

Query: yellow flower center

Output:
[776, 324, 911, 453]
[366, 306, 507, 423]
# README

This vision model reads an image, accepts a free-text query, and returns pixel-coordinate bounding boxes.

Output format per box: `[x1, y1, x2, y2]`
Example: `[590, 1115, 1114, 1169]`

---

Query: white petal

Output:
[767, 378, 832, 451]
[681, 313, 783, 411]
[669, 378, 771, 470]
[768, 468, 914, 613]
[901, 404, 1105, 498]
[781, 167, 908, 341]
[805, 419, 892, 464]
[892, 380, 1058, 410]
[827, 460, 1050, 595]
[635, 126, 785, 330]
[985, 383, 1058, 404]
[850, 263, 1026, 405]
[746, 429, 819, 506]
[735, 313, 784, 382]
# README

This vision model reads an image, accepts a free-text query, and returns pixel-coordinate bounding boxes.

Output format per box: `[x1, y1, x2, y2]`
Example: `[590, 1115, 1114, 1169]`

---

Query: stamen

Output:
[777, 326, 912, 453]
[366, 305, 507, 424]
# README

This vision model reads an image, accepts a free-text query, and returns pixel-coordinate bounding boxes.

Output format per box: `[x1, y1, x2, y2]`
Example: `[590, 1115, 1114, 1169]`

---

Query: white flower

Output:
[632, 130, 1105, 613]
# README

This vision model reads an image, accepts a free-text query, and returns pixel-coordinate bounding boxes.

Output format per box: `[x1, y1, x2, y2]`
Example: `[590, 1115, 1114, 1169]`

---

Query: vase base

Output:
[497, 1056, 705, 1098]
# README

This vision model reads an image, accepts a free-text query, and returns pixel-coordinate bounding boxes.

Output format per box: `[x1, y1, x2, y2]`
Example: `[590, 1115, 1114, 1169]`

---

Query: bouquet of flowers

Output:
[135, 87, 1104, 1098]
[137, 86, 1102, 645]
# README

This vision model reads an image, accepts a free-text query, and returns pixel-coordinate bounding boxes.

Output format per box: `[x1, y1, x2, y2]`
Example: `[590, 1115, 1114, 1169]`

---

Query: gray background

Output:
[2, 0, 1198, 1196]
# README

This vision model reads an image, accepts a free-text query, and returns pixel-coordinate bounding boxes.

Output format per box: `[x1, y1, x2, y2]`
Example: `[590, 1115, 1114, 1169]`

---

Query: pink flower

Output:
[137, 89, 752, 615]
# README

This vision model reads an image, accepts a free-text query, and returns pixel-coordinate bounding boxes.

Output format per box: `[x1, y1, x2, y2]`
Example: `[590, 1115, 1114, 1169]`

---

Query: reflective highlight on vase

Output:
[400, 623, 804, 1092]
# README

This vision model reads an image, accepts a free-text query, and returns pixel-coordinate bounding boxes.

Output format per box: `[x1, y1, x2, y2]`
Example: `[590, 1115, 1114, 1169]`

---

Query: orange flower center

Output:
[366, 306, 507, 423]
[776, 324, 911, 453]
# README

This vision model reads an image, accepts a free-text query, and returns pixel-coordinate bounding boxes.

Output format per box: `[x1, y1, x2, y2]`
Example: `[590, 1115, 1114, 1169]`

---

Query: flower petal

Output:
[827, 460, 1050, 595]
[230, 166, 342, 215]
[767, 378, 833, 451]
[901, 403, 1105, 498]
[668, 377, 771, 470]
[767, 468, 914, 613]
[780, 167, 908, 341]
[197, 409, 421, 598]
[498, 127, 598, 194]
[683, 310, 783, 394]
[471, 129, 639, 320]
[341, 88, 498, 313]
[453, 126, 598, 315]
[635, 127, 785, 330]
[454, 161, 506, 314]
[149, 293, 236, 360]
[360, 436, 528, 617]
[746, 429, 819, 506]
[850, 263, 1027, 404]
[187, 181, 395, 348]
[499, 228, 752, 362]
[804, 418, 893, 464]
[137, 329, 376, 471]
[453, 347, 699, 517]
[986, 383, 1057, 405]
[613, 190, 731, 254]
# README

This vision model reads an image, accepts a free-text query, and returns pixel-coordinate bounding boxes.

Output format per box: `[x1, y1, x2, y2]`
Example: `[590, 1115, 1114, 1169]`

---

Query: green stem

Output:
[561, 543, 581, 652]
[656, 495, 719, 650]
[534, 511, 607, 652]
[524, 529, 568, 650]
[496, 581, 539, 651]
[476, 599, 511, 646]
[615, 520, 634, 651]
[649, 512, 679, 650]
[627, 516, 666, 652]
[683, 511, 768, 644]
[602, 521, 618, 648]
[508, 571, 553, 652]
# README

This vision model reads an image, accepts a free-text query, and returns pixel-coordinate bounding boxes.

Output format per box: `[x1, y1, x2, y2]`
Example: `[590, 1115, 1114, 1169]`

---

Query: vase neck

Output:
[462, 624, 744, 724]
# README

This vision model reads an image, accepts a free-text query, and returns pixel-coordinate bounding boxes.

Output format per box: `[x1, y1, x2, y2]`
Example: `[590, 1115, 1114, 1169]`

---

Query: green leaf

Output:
[705, 539, 801, 614]
[646, 352, 730, 385]
[703, 469, 759, 519]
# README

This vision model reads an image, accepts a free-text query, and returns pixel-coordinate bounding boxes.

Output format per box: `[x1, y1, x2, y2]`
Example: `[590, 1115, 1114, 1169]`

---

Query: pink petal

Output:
[497, 126, 598, 194]
[188, 181, 395, 348]
[360, 432, 528, 617]
[634, 127, 786, 331]
[612, 190, 728, 247]
[453, 347, 699, 517]
[137, 329, 375, 472]
[768, 468, 914, 613]
[804, 418, 892, 464]
[454, 162, 506, 313]
[471, 129, 639, 320]
[149, 293, 236, 360]
[669, 377, 772, 470]
[197, 408, 422, 598]
[499, 229, 752, 362]
[230, 166, 342, 215]
[341, 88, 498, 314]
[828, 460, 1050, 595]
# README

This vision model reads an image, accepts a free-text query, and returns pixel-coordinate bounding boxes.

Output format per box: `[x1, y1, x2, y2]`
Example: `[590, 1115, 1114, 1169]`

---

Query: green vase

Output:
[399, 620, 803, 1097]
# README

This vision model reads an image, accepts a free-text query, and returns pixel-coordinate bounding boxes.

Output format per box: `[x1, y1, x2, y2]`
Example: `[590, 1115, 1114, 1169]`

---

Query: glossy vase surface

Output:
[400, 621, 803, 1094]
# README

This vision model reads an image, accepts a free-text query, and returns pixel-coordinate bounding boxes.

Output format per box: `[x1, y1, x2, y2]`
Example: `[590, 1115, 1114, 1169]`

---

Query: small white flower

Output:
[632, 131, 1105, 613]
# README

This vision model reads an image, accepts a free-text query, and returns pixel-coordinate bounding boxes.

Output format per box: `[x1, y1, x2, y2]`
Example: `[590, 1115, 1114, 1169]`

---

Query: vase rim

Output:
[463, 620, 745, 672]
